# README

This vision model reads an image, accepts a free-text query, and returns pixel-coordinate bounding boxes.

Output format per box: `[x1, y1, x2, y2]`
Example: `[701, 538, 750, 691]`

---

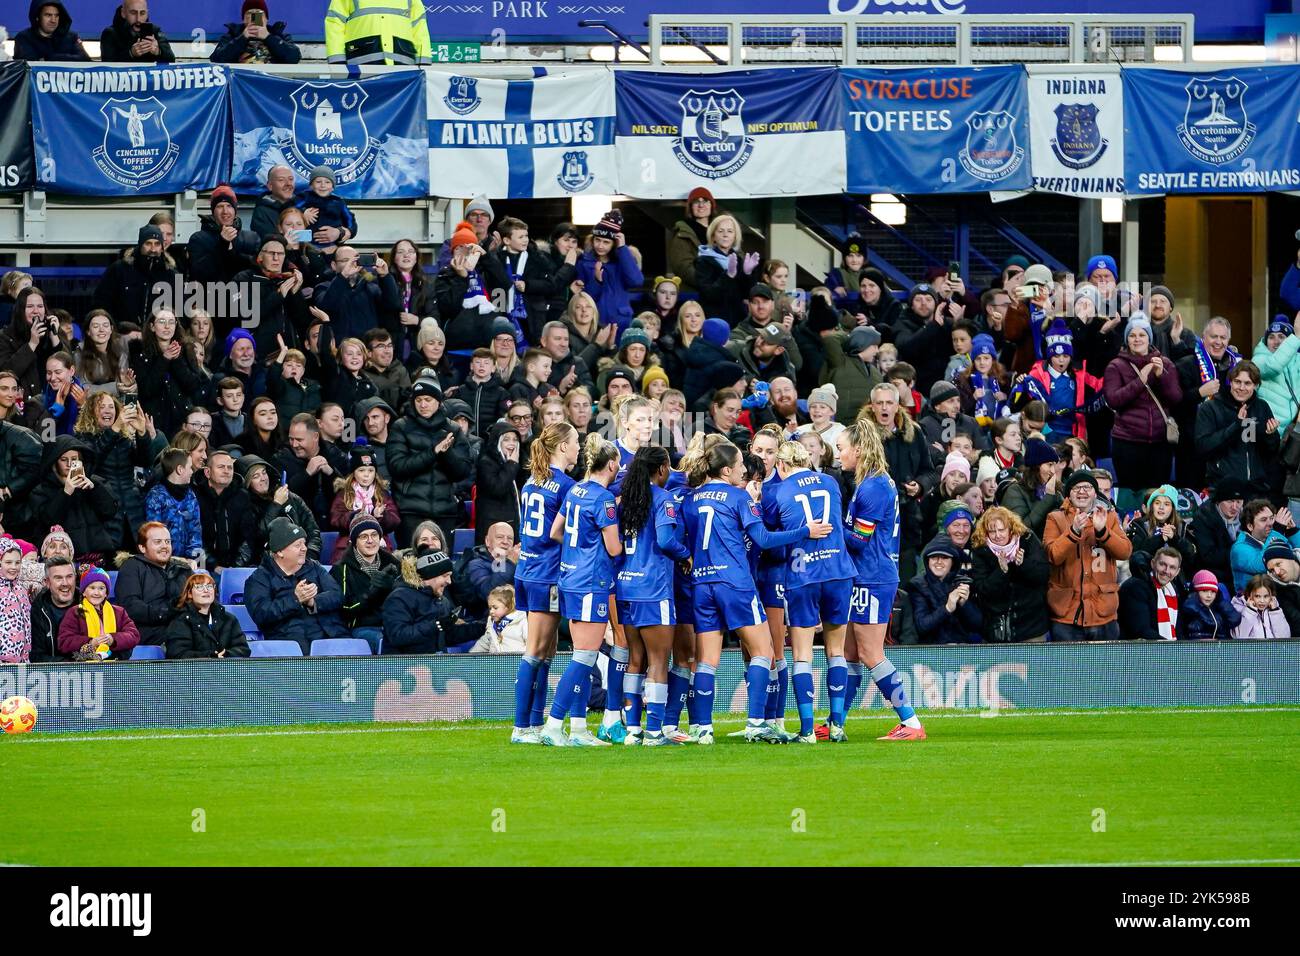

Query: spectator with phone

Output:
[298, 167, 356, 256]
[26, 436, 120, 565]
[73, 391, 154, 549]
[1043, 469, 1132, 641]
[313, 246, 401, 343]
[99, 0, 174, 63]
[0, 287, 71, 403]
[895, 283, 955, 394]
[433, 221, 511, 352]
[908, 535, 984, 644]
[210, 0, 301, 64]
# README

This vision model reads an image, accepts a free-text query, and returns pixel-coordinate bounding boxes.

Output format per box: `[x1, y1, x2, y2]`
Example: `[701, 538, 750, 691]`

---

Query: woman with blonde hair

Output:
[510, 422, 582, 744]
[661, 298, 706, 387]
[75, 390, 157, 547]
[563, 289, 617, 376]
[969, 505, 1051, 642]
[835, 418, 926, 740]
[695, 213, 760, 326]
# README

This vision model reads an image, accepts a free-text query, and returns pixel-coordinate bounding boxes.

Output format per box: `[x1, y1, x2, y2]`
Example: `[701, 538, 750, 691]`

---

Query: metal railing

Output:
[648, 14, 1194, 66]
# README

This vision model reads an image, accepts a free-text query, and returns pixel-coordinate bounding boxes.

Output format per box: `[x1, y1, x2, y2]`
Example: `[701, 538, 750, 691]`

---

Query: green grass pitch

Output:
[6, 707, 1298, 867]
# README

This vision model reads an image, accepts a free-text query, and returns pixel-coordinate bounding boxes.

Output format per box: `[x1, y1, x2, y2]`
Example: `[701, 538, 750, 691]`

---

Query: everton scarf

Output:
[971, 372, 1007, 427]
[1192, 337, 1241, 386]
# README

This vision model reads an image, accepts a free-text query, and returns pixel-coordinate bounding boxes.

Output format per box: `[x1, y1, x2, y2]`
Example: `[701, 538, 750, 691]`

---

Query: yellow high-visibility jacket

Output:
[324, 0, 432, 65]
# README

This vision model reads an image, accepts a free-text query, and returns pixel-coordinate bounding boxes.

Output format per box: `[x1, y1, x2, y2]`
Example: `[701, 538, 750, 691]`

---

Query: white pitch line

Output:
[1028, 858, 1300, 867]
[7, 706, 1299, 744]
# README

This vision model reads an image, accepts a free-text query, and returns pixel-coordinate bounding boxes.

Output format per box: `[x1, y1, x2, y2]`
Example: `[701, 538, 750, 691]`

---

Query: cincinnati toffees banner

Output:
[231, 70, 428, 199]
[614, 68, 845, 199]
[426, 70, 617, 200]
[28, 64, 230, 196]
[841, 66, 1032, 194]
[1123, 66, 1300, 194]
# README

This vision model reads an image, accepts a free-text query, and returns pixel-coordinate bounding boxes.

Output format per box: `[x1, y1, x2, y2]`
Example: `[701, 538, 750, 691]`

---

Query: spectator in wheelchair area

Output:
[381, 545, 456, 654]
[115, 520, 193, 648]
[245, 516, 347, 654]
[165, 571, 250, 660]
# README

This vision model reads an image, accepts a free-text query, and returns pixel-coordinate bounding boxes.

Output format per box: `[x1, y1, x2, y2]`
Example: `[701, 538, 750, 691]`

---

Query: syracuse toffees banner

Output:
[0, 63, 35, 194]
[842, 65, 1031, 194]
[427, 71, 617, 200]
[1124, 67, 1300, 194]
[231, 71, 429, 200]
[28, 64, 230, 196]
[1027, 68, 1125, 197]
[614, 68, 845, 199]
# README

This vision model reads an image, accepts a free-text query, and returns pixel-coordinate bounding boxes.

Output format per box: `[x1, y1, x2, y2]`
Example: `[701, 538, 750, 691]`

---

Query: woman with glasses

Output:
[131, 307, 206, 439]
[164, 571, 249, 659]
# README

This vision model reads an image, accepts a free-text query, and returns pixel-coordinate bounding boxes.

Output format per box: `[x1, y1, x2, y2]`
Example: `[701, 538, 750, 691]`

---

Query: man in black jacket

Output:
[14, 2, 91, 61]
[1194, 359, 1280, 500]
[918, 380, 987, 465]
[94, 225, 177, 328]
[28, 557, 79, 663]
[541, 321, 594, 394]
[230, 235, 310, 355]
[115, 521, 193, 647]
[314, 247, 402, 343]
[1118, 547, 1188, 640]
[209, 1, 301, 64]
[895, 283, 955, 394]
[187, 185, 259, 285]
[1264, 541, 1300, 635]
[0, 417, 43, 533]
[1174, 316, 1238, 488]
[197, 448, 252, 573]
[386, 379, 473, 546]
[99, 0, 175, 63]
[276, 413, 340, 525]
[249, 166, 299, 239]
[1191, 477, 1245, 586]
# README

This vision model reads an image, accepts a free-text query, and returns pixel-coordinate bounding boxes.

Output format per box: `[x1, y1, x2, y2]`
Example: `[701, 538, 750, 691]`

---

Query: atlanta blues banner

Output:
[1124, 67, 1300, 194]
[231, 71, 428, 200]
[28, 64, 230, 197]
[614, 68, 845, 199]
[0, 63, 35, 194]
[1027, 67, 1124, 197]
[427, 71, 616, 200]
[842, 66, 1031, 194]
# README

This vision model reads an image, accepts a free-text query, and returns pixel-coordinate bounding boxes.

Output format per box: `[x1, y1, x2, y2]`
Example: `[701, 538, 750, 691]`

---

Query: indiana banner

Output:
[1124, 66, 1300, 194]
[614, 68, 845, 199]
[1027, 67, 1124, 197]
[0, 63, 34, 193]
[427, 71, 617, 200]
[842, 66, 1031, 194]
[28, 64, 230, 196]
[231, 71, 428, 199]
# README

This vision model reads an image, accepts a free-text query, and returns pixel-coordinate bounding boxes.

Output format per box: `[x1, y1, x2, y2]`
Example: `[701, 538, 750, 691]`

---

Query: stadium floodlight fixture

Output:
[870, 194, 906, 226]
[1101, 198, 1124, 224]
[572, 195, 628, 225]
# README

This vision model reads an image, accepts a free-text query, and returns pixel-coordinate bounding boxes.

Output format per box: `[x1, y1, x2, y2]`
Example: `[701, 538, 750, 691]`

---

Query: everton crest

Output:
[958, 110, 1025, 182]
[557, 150, 594, 193]
[443, 75, 481, 116]
[286, 82, 377, 186]
[1050, 103, 1106, 170]
[1177, 76, 1255, 165]
[672, 89, 753, 180]
[93, 97, 179, 190]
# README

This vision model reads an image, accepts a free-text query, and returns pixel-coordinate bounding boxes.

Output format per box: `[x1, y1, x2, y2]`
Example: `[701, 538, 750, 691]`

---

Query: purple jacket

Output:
[1102, 350, 1183, 444]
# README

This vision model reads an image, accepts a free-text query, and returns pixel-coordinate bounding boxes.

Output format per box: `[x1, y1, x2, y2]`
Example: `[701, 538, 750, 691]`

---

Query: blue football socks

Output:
[827, 655, 848, 727]
[792, 661, 815, 735]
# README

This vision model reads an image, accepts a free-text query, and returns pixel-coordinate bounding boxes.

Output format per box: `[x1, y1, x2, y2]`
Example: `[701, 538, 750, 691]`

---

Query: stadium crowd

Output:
[1, 170, 1298, 667]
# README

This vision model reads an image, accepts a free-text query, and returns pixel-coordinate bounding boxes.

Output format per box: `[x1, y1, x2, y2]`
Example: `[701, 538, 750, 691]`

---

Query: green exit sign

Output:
[431, 43, 481, 63]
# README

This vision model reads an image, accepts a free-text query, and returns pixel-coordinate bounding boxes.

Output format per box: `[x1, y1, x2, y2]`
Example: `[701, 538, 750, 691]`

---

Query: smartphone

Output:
[357, 253, 377, 269]
[68, 459, 84, 479]
[123, 394, 138, 409]
[281, 470, 288, 487]
[947, 261, 961, 282]
[250, 10, 266, 26]
[292, 229, 313, 244]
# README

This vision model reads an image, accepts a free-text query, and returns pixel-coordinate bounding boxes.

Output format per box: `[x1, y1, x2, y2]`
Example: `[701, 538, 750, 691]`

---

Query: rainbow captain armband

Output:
[851, 517, 876, 541]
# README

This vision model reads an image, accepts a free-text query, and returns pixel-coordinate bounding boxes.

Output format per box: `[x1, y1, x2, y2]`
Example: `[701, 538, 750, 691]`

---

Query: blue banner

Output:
[615, 68, 845, 198]
[842, 66, 1031, 194]
[29, 65, 230, 196]
[1123, 67, 1300, 194]
[231, 71, 428, 200]
[67, 0, 1272, 44]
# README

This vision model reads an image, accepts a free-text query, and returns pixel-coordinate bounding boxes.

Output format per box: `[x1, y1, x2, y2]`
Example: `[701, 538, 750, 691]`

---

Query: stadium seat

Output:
[320, 531, 339, 559]
[452, 528, 474, 555]
[129, 645, 165, 660]
[219, 567, 256, 605]
[444, 639, 477, 654]
[225, 604, 262, 640]
[250, 641, 304, 658]
[310, 638, 373, 657]
[106, 570, 118, 597]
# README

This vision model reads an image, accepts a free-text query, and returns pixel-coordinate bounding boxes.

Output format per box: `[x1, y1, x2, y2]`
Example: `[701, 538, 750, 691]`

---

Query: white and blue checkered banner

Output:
[230, 70, 429, 200]
[28, 64, 231, 196]
[1123, 66, 1300, 194]
[842, 66, 1032, 195]
[614, 68, 845, 199]
[426, 70, 617, 200]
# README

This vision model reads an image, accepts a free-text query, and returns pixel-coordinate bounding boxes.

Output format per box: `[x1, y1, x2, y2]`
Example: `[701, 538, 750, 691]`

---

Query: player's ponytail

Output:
[847, 417, 889, 484]
[619, 445, 670, 539]
[530, 422, 577, 484]
[583, 431, 619, 479]
[702, 442, 740, 481]
[681, 431, 733, 487]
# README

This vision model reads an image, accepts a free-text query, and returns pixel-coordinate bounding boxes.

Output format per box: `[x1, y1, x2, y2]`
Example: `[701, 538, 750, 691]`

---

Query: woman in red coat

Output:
[57, 567, 141, 661]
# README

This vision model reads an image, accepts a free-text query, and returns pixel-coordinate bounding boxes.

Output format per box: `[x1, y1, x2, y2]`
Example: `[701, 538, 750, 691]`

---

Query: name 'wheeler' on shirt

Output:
[558, 479, 620, 594]
[683, 480, 809, 590]
[516, 466, 575, 584]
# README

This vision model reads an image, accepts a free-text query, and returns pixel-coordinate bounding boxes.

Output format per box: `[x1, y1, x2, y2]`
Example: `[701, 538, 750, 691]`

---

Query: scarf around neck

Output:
[987, 534, 1020, 563]
[82, 598, 117, 639]
[1155, 583, 1179, 641]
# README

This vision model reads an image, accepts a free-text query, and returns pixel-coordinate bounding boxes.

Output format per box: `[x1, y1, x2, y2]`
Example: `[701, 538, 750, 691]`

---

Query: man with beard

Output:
[94, 224, 177, 327]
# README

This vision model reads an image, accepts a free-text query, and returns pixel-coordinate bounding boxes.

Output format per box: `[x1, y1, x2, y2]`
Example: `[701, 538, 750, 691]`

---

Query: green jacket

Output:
[820, 330, 882, 424]
[665, 219, 704, 293]
[1252, 332, 1300, 430]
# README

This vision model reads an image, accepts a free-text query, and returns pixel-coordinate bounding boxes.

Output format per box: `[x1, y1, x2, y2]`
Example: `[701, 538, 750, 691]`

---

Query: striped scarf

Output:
[1155, 584, 1178, 641]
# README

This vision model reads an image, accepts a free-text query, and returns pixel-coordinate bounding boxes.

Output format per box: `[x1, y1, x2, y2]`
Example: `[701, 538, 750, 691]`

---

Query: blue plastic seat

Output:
[219, 567, 256, 605]
[225, 604, 262, 640]
[320, 531, 339, 560]
[106, 570, 118, 598]
[444, 639, 477, 654]
[129, 645, 165, 660]
[452, 528, 474, 555]
[310, 638, 373, 657]
[249, 640, 303, 658]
